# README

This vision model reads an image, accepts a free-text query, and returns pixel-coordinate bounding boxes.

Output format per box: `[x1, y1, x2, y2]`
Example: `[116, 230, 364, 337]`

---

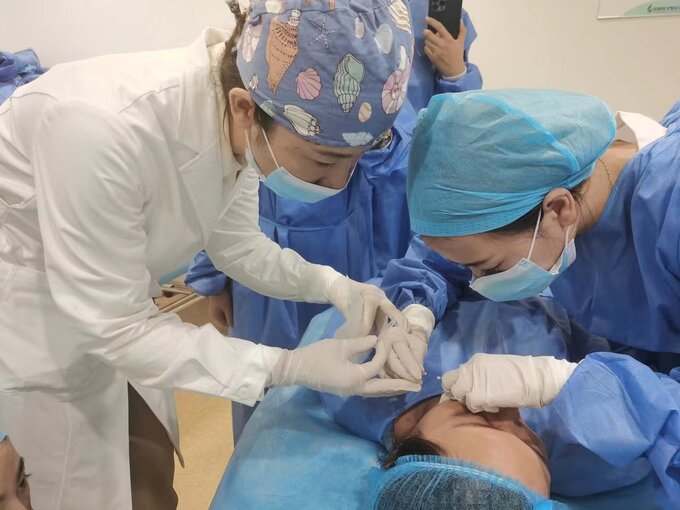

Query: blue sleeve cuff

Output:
[184, 250, 228, 296]
[436, 62, 483, 94]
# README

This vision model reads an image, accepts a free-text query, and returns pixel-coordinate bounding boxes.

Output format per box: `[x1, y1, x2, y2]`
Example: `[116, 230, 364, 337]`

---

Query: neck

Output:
[576, 142, 637, 233]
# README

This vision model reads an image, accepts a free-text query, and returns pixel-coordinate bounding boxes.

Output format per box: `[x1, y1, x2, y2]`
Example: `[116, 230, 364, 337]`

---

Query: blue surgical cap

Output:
[0, 432, 5, 441]
[237, 0, 414, 147]
[371, 456, 563, 510]
[407, 89, 616, 237]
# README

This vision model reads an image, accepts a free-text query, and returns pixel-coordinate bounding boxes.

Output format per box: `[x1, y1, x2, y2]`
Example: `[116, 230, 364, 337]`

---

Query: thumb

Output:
[466, 390, 499, 414]
[352, 337, 388, 380]
[441, 369, 460, 391]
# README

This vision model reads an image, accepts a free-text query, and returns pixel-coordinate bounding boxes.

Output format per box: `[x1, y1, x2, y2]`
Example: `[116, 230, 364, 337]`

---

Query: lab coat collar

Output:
[177, 27, 230, 154]
[176, 28, 232, 242]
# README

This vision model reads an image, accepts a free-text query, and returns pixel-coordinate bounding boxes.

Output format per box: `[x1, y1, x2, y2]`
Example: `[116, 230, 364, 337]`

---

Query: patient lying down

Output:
[320, 298, 680, 508]
[384, 397, 550, 498]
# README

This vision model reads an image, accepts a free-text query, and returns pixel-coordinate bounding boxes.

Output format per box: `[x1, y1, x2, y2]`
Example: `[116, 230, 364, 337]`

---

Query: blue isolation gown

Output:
[186, 7, 482, 440]
[549, 104, 680, 354]
[382, 102, 680, 356]
[185, 6, 483, 351]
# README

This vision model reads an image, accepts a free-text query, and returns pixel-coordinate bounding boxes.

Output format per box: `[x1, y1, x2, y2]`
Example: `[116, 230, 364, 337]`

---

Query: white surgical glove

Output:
[267, 335, 422, 397]
[328, 276, 406, 338]
[440, 353, 578, 413]
[379, 305, 435, 383]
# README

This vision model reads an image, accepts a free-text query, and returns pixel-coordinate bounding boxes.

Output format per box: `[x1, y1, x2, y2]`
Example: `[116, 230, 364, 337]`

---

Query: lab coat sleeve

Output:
[204, 163, 339, 303]
[380, 236, 471, 321]
[185, 250, 228, 296]
[541, 352, 680, 502]
[31, 100, 281, 404]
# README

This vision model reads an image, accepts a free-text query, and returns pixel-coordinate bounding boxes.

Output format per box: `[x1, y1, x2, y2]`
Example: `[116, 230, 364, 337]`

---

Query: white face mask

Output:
[245, 129, 352, 203]
[469, 210, 577, 302]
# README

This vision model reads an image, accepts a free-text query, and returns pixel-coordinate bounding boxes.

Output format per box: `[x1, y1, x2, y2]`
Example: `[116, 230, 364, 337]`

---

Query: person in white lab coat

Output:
[0, 1, 421, 508]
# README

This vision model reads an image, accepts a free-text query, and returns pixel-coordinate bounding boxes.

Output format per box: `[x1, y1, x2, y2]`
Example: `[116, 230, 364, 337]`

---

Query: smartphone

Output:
[428, 0, 463, 39]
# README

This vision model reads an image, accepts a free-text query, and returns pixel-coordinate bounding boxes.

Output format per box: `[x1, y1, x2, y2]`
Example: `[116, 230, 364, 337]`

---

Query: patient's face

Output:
[398, 399, 550, 497]
[0, 439, 32, 510]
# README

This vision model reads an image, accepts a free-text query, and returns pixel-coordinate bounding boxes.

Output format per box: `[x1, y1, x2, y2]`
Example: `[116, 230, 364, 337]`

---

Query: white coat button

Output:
[238, 388, 248, 399]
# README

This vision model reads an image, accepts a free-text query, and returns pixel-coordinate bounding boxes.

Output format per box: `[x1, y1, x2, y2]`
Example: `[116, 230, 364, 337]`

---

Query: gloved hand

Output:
[379, 305, 435, 383]
[267, 335, 422, 397]
[440, 353, 578, 413]
[328, 276, 406, 338]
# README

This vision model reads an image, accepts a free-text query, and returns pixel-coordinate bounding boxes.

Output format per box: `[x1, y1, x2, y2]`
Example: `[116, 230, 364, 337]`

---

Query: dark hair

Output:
[220, 3, 274, 131]
[381, 435, 444, 469]
[490, 182, 589, 236]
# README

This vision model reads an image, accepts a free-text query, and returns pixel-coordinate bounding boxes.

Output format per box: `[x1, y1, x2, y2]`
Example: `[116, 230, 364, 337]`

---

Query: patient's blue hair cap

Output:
[371, 455, 565, 509]
[407, 89, 616, 237]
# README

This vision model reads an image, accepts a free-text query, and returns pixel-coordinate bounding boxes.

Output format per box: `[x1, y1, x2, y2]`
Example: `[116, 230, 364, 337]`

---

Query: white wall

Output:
[0, 0, 235, 66]
[465, 0, 680, 119]
[1, 0, 678, 118]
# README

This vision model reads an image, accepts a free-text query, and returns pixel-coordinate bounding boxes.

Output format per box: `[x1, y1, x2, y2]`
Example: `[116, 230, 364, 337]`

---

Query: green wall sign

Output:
[598, 0, 680, 18]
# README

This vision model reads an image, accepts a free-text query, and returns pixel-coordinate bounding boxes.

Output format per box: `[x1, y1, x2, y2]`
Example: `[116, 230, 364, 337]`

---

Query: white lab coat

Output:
[0, 28, 338, 509]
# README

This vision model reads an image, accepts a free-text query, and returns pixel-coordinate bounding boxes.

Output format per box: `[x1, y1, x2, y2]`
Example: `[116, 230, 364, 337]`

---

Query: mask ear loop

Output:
[261, 128, 280, 168]
[244, 130, 252, 152]
[526, 208, 543, 261]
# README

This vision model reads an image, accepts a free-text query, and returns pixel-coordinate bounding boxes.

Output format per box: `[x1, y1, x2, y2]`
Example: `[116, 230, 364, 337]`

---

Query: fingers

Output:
[346, 335, 379, 357]
[466, 390, 499, 414]
[357, 298, 382, 337]
[393, 341, 423, 382]
[423, 28, 443, 45]
[441, 369, 460, 392]
[378, 299, 407, 331]
[359, 378, 422, 397]
[425, 16, 447, 37]
[423, 44, 436, 65]
[350, 336, 385, 379]
[387, 348, 417, 382]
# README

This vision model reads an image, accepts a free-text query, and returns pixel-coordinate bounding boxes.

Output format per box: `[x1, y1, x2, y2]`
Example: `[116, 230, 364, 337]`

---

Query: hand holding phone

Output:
[428, 0, 463, 39]
[423, 16, 467, 78]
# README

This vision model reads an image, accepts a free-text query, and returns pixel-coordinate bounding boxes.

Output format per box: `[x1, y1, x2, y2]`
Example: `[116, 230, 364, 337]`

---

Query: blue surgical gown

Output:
[549, 106, 680, 354]
[382, 102, 680, 355]
[319, 298, 680, 507]
[185, 7, 483, 350]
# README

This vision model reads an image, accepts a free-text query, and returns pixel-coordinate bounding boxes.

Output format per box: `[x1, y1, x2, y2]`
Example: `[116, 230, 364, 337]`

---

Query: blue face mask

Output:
[245, 129, 351, 203]
[469, 210, 576, 302]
